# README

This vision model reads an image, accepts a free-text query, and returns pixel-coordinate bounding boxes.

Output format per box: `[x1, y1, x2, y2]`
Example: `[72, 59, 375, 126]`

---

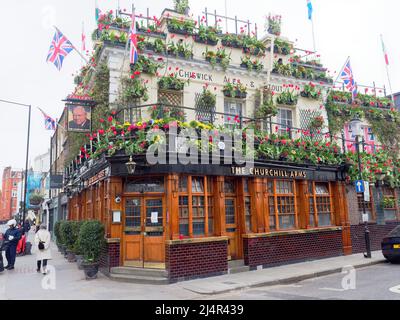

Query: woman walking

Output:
[34, 224, 52, 274]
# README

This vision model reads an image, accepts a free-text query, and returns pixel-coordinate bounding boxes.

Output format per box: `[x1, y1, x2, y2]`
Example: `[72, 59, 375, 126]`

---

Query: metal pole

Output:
[311, 16, 316, 52]
[22, 105, 32, 223]
[356, 135, 371, 259]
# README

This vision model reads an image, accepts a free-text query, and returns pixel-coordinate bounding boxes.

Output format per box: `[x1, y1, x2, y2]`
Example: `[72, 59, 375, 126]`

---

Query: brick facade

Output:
[243, 229, 344, 268]
[99, 240, 120, 275]
[166, 238, 228, 282]
[351, 222, 400, 254]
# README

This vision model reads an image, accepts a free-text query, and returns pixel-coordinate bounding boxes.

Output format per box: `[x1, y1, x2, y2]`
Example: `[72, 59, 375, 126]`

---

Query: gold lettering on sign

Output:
[231, 167, 308, 180]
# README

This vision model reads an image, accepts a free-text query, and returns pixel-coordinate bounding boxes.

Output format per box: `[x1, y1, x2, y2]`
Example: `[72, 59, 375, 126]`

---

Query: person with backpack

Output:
[34, 223, 52, 274]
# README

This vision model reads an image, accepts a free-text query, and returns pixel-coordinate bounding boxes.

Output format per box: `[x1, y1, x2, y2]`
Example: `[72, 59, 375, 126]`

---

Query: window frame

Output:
[178, 176, 214, 238]
[277, 108, 293, 136]
[268, 179, 298, 231]
[309, 182, 334, 228]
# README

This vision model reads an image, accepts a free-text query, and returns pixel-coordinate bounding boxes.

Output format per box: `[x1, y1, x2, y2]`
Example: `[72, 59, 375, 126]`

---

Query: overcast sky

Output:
[0, 0, 398, 181]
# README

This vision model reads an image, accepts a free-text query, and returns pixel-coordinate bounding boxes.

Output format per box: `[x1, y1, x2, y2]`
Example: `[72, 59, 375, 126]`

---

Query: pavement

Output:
[180, 251, 386, 296]
[0, 224, 387, 299]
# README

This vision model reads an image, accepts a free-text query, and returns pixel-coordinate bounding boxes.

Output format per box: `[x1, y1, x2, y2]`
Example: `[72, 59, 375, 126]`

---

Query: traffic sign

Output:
[355, 180, 365, 193]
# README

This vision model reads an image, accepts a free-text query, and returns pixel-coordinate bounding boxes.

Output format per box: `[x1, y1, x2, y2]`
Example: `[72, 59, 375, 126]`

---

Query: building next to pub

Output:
[60, 3, 400, 282]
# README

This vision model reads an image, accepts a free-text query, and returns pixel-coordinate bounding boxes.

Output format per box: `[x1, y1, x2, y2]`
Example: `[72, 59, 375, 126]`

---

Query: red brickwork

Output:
[99, 241, 120, 275]
[351, 222, 400, 254]
[243, 230, 344, 268]
[166, 240, 228, 282]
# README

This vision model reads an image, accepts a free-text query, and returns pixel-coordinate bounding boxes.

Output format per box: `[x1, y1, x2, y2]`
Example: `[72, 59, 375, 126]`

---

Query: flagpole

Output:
[81, 22, 85, 67]
[311, 16, 316, 52]
[381, 34, 395, 105]
[120, 3, 135, 81]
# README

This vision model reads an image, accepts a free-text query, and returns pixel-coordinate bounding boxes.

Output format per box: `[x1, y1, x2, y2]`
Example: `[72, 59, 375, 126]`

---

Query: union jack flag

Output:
[38, 108, 56, 131]
[340, 58, 357, 101]
[46, 27, 74, 71]
[129, 11, 138, 65]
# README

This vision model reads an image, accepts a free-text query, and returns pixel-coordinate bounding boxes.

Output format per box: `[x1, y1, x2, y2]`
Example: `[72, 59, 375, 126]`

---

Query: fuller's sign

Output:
[231, 167, 307, 179]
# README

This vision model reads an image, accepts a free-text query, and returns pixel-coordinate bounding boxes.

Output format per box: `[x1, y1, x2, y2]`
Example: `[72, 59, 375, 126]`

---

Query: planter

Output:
[102, 40, 127, 48]
[167, 25, 193, 36]
[76, 255, 84, 270]
[221, 39, 243, 49]
[66, 250, 77, 263]
[159, 84, 184, 91]
[223, 90, 247, 99]
[137, 28, 167, 39]
[82, 262, 100, 280]
[194, 35, 218, 46]
[243, 47, 263, 56]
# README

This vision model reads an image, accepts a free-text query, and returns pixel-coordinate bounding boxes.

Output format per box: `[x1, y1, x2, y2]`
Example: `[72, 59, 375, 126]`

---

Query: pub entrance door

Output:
[123, 197, 165, 269]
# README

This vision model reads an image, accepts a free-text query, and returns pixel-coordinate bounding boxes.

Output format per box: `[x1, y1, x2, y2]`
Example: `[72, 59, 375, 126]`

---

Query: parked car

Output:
[382, 226, 400, 263]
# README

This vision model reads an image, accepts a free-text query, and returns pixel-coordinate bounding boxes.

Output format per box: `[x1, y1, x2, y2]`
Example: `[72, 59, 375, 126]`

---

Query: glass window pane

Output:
[192, 177, 204, 193]
[315, 183, 329, 194]
[225, 199, 235, 224]
[125, 178, 165, 193]
[279, 215, 295, 230]
[179, 176, 188, 192]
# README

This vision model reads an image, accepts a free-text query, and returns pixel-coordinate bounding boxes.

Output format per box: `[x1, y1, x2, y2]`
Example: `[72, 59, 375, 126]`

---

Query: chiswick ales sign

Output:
[231, 167, 307, 179]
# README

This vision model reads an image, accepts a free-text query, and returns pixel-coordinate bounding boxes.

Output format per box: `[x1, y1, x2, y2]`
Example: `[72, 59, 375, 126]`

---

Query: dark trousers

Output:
[37, 259, 48, 270]
[5, 244, 17, 267]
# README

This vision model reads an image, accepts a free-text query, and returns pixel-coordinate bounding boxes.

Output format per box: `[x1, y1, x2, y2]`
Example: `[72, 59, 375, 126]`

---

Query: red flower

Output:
[99, 118, 105, 123]
[134, 71, 141, 76]
[108, 116, 113, 122]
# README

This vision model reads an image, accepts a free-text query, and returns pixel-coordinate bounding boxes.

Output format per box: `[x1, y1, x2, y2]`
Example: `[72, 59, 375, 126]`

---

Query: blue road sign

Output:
[355, 180, 365, 193]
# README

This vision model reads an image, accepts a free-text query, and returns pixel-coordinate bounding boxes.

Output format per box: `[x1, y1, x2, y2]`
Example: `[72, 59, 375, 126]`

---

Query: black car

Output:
[382, 226, 400, 263]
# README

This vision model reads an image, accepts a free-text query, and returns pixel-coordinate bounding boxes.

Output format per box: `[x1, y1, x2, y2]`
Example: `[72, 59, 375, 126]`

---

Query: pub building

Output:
[64, 7, 364, 282]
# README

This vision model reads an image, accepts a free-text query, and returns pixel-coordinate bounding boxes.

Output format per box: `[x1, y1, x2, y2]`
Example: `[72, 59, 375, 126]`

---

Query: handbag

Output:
[38, 236, 45, 250]
[38, 242, 45, 250]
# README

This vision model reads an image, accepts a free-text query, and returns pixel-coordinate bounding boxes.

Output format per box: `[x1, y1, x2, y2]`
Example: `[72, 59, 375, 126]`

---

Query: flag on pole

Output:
[46, 27, 74, 71]
[339, 58, 358, 101]
[381, 35, 389, 66]
[82, 22, 86, 52]
[38, 108, 56, 131]
[95, 0, 101, 23]
[307, 0, 313, 20]
[129, 10, 138, 65]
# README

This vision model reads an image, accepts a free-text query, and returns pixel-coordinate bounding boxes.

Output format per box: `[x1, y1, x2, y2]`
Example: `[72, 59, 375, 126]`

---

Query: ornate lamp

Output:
[350, 117, 363, 137]
[126, 156, 137, 175]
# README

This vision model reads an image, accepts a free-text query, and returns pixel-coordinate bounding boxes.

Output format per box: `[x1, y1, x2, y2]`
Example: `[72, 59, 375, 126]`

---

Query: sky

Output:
[0, 0, 398, 182]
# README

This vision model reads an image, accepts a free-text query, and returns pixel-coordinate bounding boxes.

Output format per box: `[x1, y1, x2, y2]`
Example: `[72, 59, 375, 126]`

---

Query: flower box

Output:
[167, 25, 193, 36]
[221, 39, 243, 49]
[102, 40, 126, 48]
[223, 90, 247, 99]
[243, 47, 263, 56]
[137, 28, 167, 39]
[194, 35, 218, 46]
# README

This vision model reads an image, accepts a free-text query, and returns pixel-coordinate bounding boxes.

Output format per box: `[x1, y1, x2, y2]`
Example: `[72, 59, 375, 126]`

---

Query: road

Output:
[205, 264, 400, 300]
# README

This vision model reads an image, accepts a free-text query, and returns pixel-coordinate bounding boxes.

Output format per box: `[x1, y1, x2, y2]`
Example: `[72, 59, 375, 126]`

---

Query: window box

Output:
[194, 35, 218, 46]
[223, 90, 247, 99]
[221, 39, 243, 49]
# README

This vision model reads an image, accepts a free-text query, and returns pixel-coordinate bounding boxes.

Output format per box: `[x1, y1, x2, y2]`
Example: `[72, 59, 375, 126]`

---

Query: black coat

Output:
[4, 228, 22, 246]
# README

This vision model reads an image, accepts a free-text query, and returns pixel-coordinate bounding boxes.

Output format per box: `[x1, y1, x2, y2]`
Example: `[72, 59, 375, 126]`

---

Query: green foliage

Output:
[276, 89, 299, 106]
[309, 114, 325, 130]
[382, 197, 396, 209]
[223, 82, 247, 98]
[301, 83, 322, 100]
[60, 221, 75, 251]
[241, 56, 264, 72]
[255, 90, 277, 118]
[197, 25, 219, 43]
[132, 55, 165, 75]
[174, 0, 190, 15]
[120, 77, 149, 102]
[167, 41, 193, 59]
[274, 38, 292, 55]
[77, 221, 105, 263]
[242, 36, 266, 56]
[203, 47, 231, 70]
[150, 104, 186, 122]
[199, 88, 217, 108]
[221, 33, 244, 48]
[158, 73, 187, 91]
[168, 17, 195, 34]
[267, 14, 282, 36]
[54, 221, 62, 246]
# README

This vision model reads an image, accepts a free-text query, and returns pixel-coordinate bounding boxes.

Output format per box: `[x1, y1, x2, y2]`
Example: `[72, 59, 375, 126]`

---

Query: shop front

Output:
[67, 156, 351, 282]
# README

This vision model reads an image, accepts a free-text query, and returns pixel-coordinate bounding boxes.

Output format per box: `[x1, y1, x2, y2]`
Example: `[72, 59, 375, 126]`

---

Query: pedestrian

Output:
[4, 219, 22, 270]
[34, 223, 52, 275]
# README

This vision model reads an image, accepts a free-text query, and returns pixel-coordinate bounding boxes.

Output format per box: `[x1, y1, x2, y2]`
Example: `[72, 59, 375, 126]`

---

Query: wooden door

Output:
[123, 198, 143, 266]
[143, 198, 165, 268]
[225, 198, 239, 260]
[123, 197, 165, 268]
